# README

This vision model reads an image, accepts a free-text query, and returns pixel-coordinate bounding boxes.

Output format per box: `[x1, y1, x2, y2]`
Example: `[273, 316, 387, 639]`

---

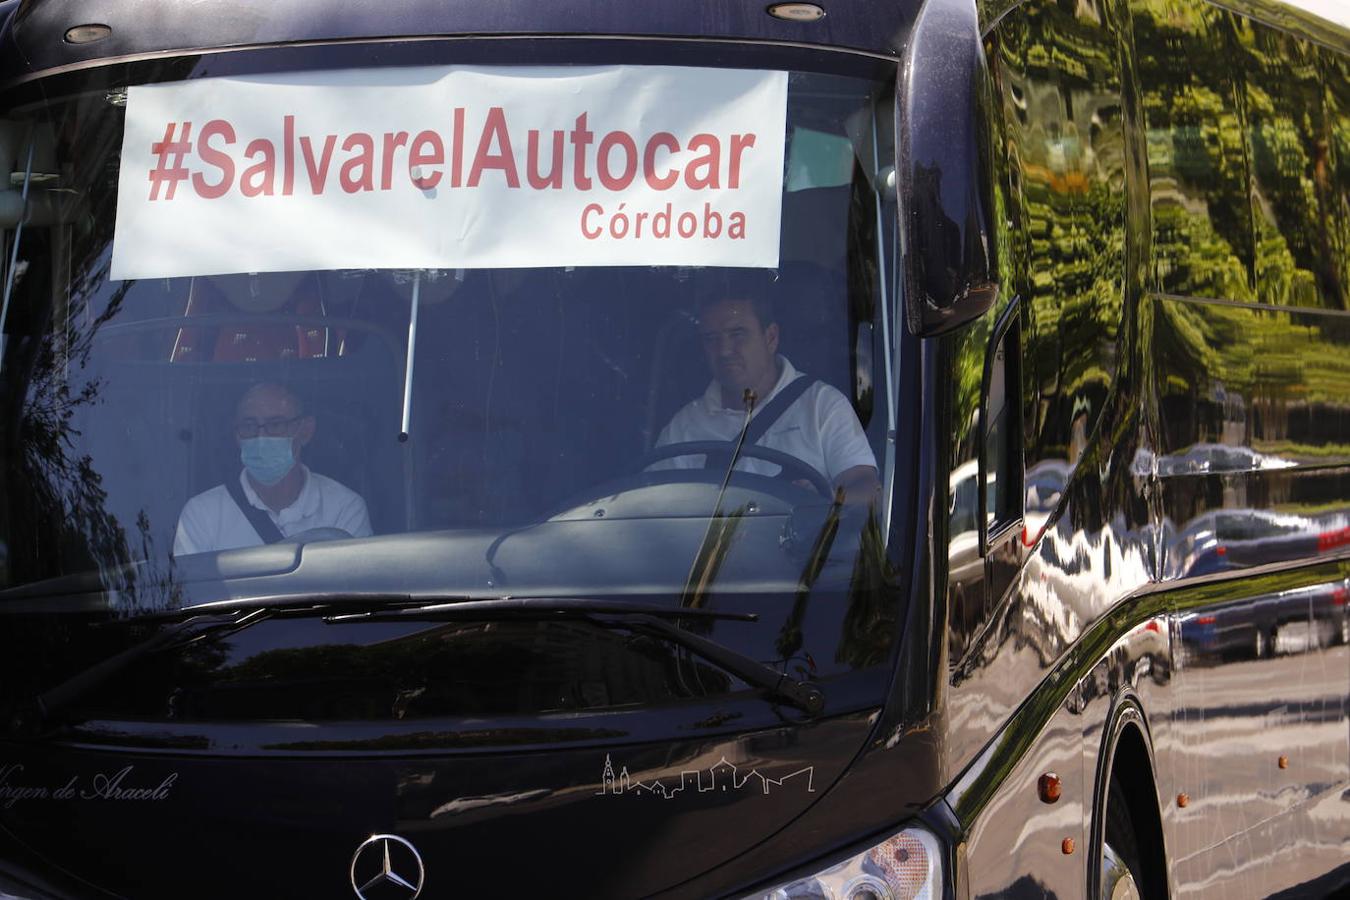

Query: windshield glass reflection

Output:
[0, 62, 902, 687]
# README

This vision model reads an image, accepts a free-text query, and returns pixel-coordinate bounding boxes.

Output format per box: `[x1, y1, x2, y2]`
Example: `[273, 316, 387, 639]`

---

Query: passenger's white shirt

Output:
[655, 356, 877, 482]
[173, 466, 372, 556]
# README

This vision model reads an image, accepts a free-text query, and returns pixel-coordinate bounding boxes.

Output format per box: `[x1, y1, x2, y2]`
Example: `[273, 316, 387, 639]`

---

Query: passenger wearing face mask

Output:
[172, 383, 372, 555]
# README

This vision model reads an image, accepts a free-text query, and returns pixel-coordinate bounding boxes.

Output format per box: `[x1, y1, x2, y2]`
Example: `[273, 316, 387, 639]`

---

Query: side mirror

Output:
[897, 0, 999, 336]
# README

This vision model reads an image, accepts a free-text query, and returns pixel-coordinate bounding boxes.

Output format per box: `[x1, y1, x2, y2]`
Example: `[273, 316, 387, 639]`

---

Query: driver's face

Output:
[698, 299, 779, 397]
[233, 385, 314, 456]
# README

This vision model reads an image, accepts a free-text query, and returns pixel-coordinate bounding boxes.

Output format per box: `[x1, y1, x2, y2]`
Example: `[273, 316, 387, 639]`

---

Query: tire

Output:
[1101, 780, 1145, 900]
[1253, 627, 1268, 660]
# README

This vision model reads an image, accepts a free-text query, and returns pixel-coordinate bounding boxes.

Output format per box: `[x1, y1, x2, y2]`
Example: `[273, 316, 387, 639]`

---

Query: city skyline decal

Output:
[596, 754, 815, 800]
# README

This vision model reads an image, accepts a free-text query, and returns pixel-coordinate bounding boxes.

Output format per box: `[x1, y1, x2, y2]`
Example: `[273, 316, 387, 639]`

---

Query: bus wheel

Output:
[1101, 780, 1144, 900]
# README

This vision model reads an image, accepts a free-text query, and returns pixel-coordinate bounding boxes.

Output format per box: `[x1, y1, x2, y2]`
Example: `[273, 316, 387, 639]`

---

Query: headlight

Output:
[745, 826, 944, 900]
[0, 879, 58, 900]
[0, 865, 64, 900]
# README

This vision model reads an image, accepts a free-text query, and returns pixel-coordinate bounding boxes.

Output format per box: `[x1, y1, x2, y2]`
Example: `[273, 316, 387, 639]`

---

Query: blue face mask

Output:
[240, 436, 295, 486]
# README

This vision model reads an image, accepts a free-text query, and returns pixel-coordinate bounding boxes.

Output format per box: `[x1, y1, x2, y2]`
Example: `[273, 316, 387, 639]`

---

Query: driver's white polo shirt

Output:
[654, 356, 877, 482]
[173, 466, 372, 556]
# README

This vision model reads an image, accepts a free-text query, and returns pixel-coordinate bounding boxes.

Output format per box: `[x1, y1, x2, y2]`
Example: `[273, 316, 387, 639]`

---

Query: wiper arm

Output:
[326, 595, 825, 716]
[683, 388, 758, 609]
[660, 393, 827, 711]
[17, 609, 272, 730]
[12, 594, 426, 730]
[608, 612, 825, 716]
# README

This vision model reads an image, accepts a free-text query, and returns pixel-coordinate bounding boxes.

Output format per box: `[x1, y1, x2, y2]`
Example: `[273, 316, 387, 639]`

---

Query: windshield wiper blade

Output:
[16, 608, 272, 731]
[12, 594, 425, 730]
[326, 596, 824, 716]
[16, 596, 749, 724]
[16, 595, 816, 730]
[124, 592, 421, 623]
[322, 596, 757, 624]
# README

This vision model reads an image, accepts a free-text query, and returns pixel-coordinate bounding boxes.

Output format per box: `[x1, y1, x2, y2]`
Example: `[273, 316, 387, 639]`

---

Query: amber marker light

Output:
[1037, 772, 1062, 803]
[1061, 838, 1075, 855]
[767, 3, 826, 22]
[1278, 755, 1289, 769]
[64, 24, 111, 44]
[1177, 793, 1189, 808]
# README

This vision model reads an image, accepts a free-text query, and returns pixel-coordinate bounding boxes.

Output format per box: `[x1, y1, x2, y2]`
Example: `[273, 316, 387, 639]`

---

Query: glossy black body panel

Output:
[0, 0, 916, 83]
[0, 712, 883, 899]
[0, 0, 1347, 897]
[945, 0, 1350, 897]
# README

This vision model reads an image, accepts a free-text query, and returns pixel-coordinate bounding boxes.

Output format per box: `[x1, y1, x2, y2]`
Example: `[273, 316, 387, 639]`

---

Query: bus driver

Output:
[173, 382, 373, 555]
[654, 290, 880, 504]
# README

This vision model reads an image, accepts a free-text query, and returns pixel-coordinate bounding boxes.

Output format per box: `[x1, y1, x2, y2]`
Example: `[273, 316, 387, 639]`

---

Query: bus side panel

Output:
[1159, 562, 1350, 897]
[1130, 0, 1350, 888]
[946, 590, 1172, 899]
[1150, 295, 1350, 896]
[955, 690, 1087, 899]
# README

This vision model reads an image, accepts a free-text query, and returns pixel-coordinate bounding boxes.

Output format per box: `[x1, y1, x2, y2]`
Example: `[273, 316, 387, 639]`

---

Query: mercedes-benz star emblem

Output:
[350, 834, 425, 900]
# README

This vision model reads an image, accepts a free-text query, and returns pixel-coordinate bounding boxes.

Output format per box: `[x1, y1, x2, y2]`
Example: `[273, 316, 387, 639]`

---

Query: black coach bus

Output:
[0, 0, 1346, 897]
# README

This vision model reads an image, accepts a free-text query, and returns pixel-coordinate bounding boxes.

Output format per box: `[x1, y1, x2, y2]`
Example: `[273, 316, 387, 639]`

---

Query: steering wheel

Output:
[288, 527, 354, 544]
[637, 440, 833, 498]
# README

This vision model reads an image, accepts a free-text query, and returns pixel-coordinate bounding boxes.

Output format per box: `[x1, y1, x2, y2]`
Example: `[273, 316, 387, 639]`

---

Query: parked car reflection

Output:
[1167, 508, 1350, 579]
[1178, 579, 1349, 663]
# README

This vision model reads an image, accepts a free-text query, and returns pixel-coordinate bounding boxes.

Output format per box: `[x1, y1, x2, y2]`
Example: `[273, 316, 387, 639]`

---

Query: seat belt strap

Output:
[225, 475, 287, 545]
[703, 376, 818, 471]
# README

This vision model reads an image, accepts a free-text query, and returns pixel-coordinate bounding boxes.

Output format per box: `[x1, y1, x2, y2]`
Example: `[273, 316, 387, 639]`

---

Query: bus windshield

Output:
[0, 52, 900, 685]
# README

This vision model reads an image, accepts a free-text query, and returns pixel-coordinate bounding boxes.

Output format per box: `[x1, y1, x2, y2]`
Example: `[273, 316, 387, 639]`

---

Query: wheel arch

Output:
[1088, 692, 1170, 899]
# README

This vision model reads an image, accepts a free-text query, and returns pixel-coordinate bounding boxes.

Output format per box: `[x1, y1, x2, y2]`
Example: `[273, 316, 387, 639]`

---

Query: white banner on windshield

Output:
[111, 65, 788, 279]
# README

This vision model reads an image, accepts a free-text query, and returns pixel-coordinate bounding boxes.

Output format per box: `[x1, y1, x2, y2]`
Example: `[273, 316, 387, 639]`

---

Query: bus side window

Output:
[1132, 1, 1252, 302]
[992, 0, 1126, 513]
[1239, 20, 1332, 309]
[982, 307, 1023, 614]
[1323, 50, 1350, 311]
[984, 317, 1021, 538]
